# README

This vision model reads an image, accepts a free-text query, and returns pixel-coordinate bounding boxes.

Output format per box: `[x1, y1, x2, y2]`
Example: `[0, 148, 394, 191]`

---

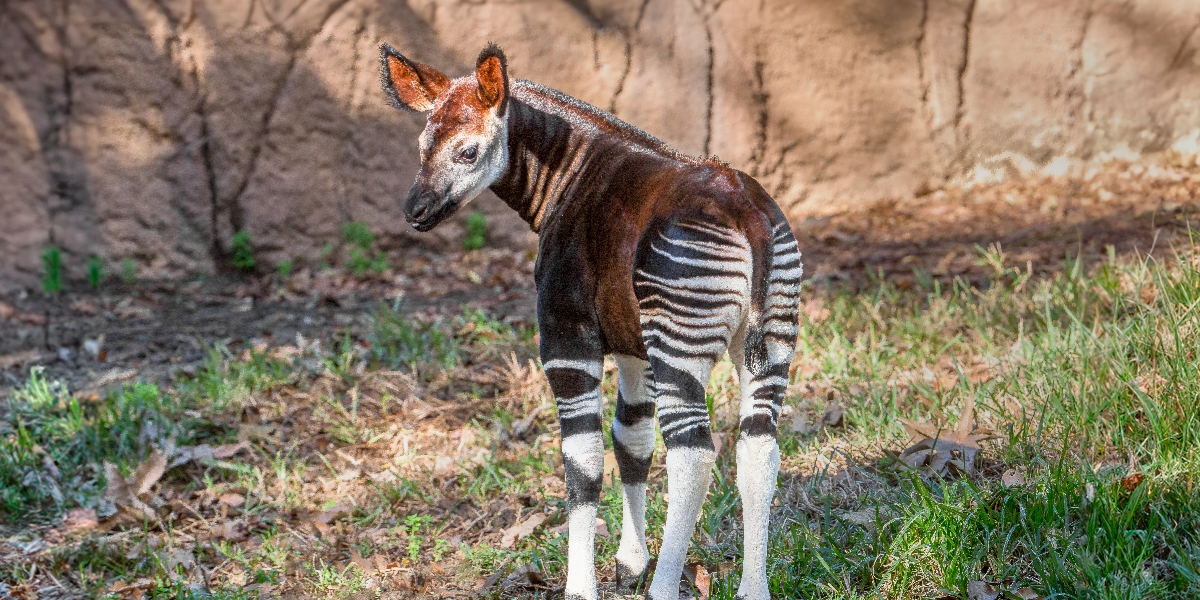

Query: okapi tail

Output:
[742, 208, 802, 381]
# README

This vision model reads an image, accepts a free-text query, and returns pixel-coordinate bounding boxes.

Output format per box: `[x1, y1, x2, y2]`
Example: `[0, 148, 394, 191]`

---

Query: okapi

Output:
[379, 42, 802, 600]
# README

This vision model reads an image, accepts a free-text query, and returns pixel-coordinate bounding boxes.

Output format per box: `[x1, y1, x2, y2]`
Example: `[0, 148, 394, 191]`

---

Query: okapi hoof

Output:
[614, 560, 648, 594]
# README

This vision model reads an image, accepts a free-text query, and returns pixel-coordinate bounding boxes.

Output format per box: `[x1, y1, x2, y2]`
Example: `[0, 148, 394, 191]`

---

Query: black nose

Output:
[403, 185, 436, 223]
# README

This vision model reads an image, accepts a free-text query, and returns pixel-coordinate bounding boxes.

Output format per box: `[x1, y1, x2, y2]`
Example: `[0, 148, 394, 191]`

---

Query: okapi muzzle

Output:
[402, 180, 451, 232]
[380, 42, 510, 231]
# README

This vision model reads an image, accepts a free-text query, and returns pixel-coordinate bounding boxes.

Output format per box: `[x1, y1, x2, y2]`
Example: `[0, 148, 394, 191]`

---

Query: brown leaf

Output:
[214, 519, 248, 541]
[822, 403, 845, 427]
[602, 450, 618, 486]
[1120, 473, 1145, 492]
[967, 580, 1001, 600]
[790, 404, 820, 435]
[314, 501, 354, 525]
[504, 563, 546, 589]
[500, 513, 546, 548]
[62, 508, 99, 533]
[433, 455, 456, 478]
[7, 584, 38, 600]
[103, 462, 154, 519]
[683, 562, 711, 600]
[1013, 587, 1042, 600]
[1001, 469, 1026, 488]
[218, 493, 245, 508]
[349, 547, 374, 574]
[838, 508, 880, 529]
[897, 398, 997, 477]
[131, 448, 168, 496]
[594, 516, 609, 537]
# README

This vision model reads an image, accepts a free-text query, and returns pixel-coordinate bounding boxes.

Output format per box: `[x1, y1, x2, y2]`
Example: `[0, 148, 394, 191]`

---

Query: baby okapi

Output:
[380, 42, 802, 600]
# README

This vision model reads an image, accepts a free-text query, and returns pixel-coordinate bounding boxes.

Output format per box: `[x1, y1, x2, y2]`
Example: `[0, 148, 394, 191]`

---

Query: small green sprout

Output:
[41, 246, 62, 293]
[463, 212, 487, 250]
[86, 255, 104, 289]
[231, 230, 256, 271]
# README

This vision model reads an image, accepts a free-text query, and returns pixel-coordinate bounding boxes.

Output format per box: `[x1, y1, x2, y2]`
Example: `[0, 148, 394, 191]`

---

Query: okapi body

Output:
[380, 42, 802, 600]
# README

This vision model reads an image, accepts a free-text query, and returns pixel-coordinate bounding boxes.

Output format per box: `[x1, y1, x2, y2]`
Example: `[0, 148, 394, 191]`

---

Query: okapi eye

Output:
[458, 146, 478, 163]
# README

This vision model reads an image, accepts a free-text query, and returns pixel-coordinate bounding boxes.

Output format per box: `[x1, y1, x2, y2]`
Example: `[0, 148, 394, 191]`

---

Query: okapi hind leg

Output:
[544, 356, 606, 600]
[635, 218, 752, 600]
[611, 354, 656, 593]
[730, 221, 802, 600]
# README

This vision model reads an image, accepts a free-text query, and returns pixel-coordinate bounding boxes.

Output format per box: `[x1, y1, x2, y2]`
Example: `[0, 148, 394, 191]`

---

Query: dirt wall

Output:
[2, 0, 1199, 288]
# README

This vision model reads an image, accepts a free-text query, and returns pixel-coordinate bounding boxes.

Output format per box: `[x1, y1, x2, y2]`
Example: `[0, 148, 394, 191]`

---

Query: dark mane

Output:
[510, 79, 708, 164]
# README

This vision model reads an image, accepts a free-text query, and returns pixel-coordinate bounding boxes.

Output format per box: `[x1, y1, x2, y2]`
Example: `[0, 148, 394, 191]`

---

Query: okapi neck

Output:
[489, 98, 585, 233]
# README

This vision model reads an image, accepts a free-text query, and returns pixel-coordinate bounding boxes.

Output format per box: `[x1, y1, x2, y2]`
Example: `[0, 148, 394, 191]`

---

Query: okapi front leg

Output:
[544, 357, 605, 600]
[612, 355, 656, 592]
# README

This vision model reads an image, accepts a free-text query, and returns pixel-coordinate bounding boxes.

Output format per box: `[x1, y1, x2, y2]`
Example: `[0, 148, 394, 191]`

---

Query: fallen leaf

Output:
[1120, 473, 1145, 492]
[897, 397, 996, 477]
[14, 311, 47, 326]
[0, 349, 41, 370]
[83, 337, 105, 361]
[823, 403, 845, 427]
[790, 407, 818, 435]
[683, 562, 711, 600]
[1013, 587, 1042, 600]
[434, 455, 456, 478]
[967, 580, 1001, 600]
[166, 548, 195, 574]
[169, 441, 250, 468]
[594, 516, 609, 537]
[130, 448, 168, 495]
[62, 508, 99, 533]
[314, 501, 354, 525]
[602, 451, 618, 486]
[103, 462, 154, 519]
[7, 583, 38, 600]
[218, 493, 245, 508]
[838, 508, 880, 529]
[511, 403, 552, 438]
[1001, 469, 1026, 488]
[349, 547, 374, 574]
[373, 554, 391, 573]
[500, 513, 546, 548]
[503, 563, 546, 589]
[213, 519, 249, 541]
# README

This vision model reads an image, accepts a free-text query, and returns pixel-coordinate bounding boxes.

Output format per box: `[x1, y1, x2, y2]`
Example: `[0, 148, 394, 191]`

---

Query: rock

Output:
[2, 0, 1198, 288]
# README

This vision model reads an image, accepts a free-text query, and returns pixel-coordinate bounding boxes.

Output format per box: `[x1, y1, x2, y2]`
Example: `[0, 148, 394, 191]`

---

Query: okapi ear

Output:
[474, 42, 509, 116]
[380, 43, 449, 112]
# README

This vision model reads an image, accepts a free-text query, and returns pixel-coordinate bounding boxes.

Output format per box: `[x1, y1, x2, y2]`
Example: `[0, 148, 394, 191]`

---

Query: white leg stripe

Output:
[736, 436, 780, 600]
[647, 447, 715, 600]
[542, 358, 603, 379]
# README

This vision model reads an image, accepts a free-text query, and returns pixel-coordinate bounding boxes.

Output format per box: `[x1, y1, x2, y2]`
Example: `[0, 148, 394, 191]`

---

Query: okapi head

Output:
[380, 42, 510, 231]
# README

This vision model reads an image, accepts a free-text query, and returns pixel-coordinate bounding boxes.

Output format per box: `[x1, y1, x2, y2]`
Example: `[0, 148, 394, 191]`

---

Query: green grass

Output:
[42, 246, 62, 293]
[343, 221, 388, 275]
[88, 255, 105, 289]
[3, 248, 1199, 598]
[463, 212, 488, 251]
[230, 230, 256, 271]
[0, 372, 202, 523]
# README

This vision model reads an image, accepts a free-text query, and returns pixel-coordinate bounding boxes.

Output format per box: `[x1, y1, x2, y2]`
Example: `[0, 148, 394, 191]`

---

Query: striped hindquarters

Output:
[634, 219, 753, 449]
[739, 220, 802, 437]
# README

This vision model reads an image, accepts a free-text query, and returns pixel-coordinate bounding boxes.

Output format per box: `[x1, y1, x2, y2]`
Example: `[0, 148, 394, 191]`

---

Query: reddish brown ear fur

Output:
[474, 43, 508, 116]
[380, 44, 449, 112]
